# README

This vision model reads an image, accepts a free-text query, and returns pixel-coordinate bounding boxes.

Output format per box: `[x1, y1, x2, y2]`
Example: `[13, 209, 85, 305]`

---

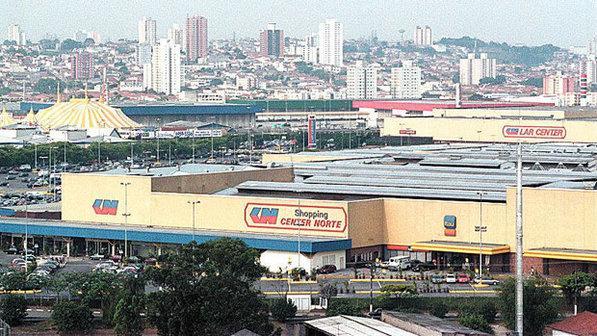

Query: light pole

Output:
[120, 182, 131, 260]
[24, 203, 28, 271]
[130, 142, 134, 167]
[187, 200, 200, 242]
[156, 117, 161, 163]
[515, 142, 524, 336]
[168, 144, 172, 165]
[297, 200, 301, 269]
[475, 191, 487, 278]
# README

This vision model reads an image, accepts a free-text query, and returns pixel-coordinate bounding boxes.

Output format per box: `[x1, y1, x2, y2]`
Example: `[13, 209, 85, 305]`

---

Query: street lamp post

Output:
[120, 182, 131, 260]
[156, 118, 161, 163]
[24, 203, 28, 271]
[187, 200, 200, 242]
[475, 191, 487, 278]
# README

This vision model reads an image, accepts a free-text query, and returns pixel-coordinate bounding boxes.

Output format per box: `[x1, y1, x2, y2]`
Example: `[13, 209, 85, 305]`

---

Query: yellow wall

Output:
[346, 199, 386, 248]
[382, 117, 597, 143]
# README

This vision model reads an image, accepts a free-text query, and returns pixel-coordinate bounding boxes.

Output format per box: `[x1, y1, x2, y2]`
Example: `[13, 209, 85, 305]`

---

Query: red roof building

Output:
[546, 311, 597, 336]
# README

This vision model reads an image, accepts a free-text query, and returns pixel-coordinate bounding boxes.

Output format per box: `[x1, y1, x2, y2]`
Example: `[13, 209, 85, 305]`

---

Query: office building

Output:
[302, 34, 319, 64]
[584, 54, 596, 85]
[543, 72, 575, 96]
[185, 16, 208, 62]
[391, 60, 422, 99]
[347, 61, 377, 99]
[459, 53, 497, 85]
[138, 17, 157, 45]
[168, 24, 184, 47]
[8, 24, 25, 45]
[136, 43, 152, 66]
[259, 22, 284, 58]
[318, 19, 343, 67]
[70, 51, 93, 80]
[146, 39, 182, 95]
[414, 25, 432, 46]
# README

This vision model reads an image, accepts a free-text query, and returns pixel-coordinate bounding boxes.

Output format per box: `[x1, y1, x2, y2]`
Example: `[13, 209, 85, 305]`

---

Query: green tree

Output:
[51, 301, 94, 335]
[271, 298, 297, 322]
[430, 301, 448, 318]
[146, 239, 272, 336]
[459, 313, 493, 334]
[498, 277, 561, 336]
[60, 38, 83, 51]
[381, 284, 417, 298]
[326, 298, 367, 316]
[0, 295, 27, 326]
[34, 78, 65, 94]
[522, 77, 543, 88]
[113, 277, 146, 336]
[559, 272, 594, 308]
[320, 283, 338, 302]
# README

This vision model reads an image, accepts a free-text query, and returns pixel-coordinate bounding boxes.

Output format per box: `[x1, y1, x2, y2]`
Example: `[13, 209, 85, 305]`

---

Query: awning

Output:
[525, 248, 597, 262]
[411, 240, 510, 255]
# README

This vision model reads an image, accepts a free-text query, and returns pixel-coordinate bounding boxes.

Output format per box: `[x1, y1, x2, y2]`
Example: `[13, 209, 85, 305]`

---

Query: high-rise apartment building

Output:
[459, 53, 497, 85]
[138, 17, 157, 45]
[8, 24, 25, 45]
[318, 19, 343, 67]
[583, 54, 597, 85]
[302, 34, 318, 64]
[136, 43, 152, 66]
[347, 61, 377, 99]
[185, 16, 208, 62]
[391, 60, 422, 99]
[168, 24, 184, 47]
[259, 23, 284, 58]
[542, 72, 575, 96]
[146, 39, 181, 95]
[414, 26, 432, 46]
[70, 51, 93, 80]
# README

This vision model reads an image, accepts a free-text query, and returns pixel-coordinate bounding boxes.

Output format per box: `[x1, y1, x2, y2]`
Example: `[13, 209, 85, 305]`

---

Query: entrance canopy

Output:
[412, 240, 510, 255]
[525, 247, 597, 262]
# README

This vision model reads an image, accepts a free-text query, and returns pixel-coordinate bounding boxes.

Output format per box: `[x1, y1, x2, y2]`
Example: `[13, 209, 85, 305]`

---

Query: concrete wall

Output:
[260, 249, 346, 273]
[382, 117, 597, 143]
[151, 167, 294, 194]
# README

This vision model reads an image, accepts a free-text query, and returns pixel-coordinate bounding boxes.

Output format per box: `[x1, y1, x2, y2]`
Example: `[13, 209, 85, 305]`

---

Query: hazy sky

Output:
[1, 0, 595, 47]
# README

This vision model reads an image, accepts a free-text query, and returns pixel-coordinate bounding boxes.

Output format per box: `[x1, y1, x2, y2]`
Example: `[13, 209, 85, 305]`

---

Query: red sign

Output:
[502, 126, 566, 139]
[399, 129, 416, 135]
[244, 203, 347, 233]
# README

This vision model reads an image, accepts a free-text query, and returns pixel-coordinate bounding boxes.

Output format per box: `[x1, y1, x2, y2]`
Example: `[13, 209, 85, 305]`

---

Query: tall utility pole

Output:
[120, 182, 131, 260]
[515, 142, 524, 336]
[156, 117, 161, 163]
[475, 191, 487, 278]
[63, 142, 67, 165]
[130, 142, 134, 167]
[34, 143, 38, 170]
[297, 200, 301, 269]
[187, 200, 200, 242]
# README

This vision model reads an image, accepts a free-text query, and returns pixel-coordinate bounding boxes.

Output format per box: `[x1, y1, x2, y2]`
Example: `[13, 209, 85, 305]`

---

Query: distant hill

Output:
[438, 36, 562, 67]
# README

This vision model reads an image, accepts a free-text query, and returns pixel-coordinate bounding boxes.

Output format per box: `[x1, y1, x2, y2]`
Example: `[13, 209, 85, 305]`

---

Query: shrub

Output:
[430, 301, 449, 318]
[0, 295, 27, 326]
[326, 298, 368, 316]
[51, 301, 94, 335]
[459, 313, 493, 334]
[271, 298, 297, 322]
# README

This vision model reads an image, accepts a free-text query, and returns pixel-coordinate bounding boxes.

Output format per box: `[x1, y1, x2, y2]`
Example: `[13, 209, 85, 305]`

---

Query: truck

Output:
[386, 256, 411, 271]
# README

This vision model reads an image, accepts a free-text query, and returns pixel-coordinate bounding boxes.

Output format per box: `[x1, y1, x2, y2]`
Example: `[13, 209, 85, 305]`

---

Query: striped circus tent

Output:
[36, 98, 141, 130]
[23, 107, 38, 126]
[0, 106, 16, 127]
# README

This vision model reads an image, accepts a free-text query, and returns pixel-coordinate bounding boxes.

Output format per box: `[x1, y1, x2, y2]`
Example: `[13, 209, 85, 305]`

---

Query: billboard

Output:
[92, 199, 118, 215]
[502, 125, 566, 139]
[244, 202, 347, 233]
[307, 115, 316, 148]
[444, 215, 456, 237]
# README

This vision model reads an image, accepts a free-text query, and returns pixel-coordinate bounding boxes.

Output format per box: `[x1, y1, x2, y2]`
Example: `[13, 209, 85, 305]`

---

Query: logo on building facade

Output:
[244, 203, 347, 233]
[92, 199, 119, 215]
[444, 215, 457, 236]
[502, 126, 566, 139]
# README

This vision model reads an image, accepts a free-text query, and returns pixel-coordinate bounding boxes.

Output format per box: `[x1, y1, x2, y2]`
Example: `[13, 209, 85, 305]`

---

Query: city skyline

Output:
[0, 0, 595, 47]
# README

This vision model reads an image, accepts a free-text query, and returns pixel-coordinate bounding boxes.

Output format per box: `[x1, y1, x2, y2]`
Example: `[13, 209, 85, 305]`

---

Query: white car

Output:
[445, 273, 457, 283]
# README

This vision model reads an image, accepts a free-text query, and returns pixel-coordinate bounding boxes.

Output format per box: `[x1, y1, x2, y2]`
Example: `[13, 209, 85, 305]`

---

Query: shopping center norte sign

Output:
[502, 125, 566, 139]
[244, 203, 347, 233]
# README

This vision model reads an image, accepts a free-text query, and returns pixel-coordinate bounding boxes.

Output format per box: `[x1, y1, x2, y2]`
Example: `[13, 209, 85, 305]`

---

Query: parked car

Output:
[445, 273, 457, 284]
[316, 264, 337, 274]
[0, 181, 9, 187]
[474, 276, 500, 286]
[90, 253, 106, 261]
[4, 246, 18, 254]
[457, 273, 471, 283]
[431, 274, 444, 284]
[410, 260, 435, 272]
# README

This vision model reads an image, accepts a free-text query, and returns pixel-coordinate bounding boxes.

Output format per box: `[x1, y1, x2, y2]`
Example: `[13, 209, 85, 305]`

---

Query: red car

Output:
[457, 273, 471, 283]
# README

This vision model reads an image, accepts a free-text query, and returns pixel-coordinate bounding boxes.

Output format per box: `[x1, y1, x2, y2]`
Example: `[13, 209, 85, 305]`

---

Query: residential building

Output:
[414, 25, 432, 46]
[318, 19, 343, 67]
[138, 17, 157, 45]
[70, 51, 93, 80]
[543, 72, 575, 96]
[8, 24, 24, 45]
[459, 53, 497, 85]
[136, 43, 152, 66]
[147, 39, 182, 95]
[302, 34, 318, 64]
[391, 60, 422, 99]
[168, 24, 184, 47]
[185, 15, 208, 62]
[347, 61, 377, 99]
[583, 54, 596, 85]
[545, 311, 597, 336]
[259, 22, 284, 58]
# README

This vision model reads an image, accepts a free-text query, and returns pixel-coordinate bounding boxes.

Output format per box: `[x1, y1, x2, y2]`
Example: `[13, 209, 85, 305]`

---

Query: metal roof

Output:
[305, 315, 417, 336]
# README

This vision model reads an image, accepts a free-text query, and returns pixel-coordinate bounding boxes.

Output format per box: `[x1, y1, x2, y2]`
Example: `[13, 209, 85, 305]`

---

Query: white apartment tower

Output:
[146, 39, 181, 95]
[302, 34, 319, 64]
[414, 26, 432, 46]
[168, 24, 184, 48]
[459, 53, 497, 85]
[8, 24, 25, 45]
[318, 19, 343, 67]
[347, 61, 378, 99]
[391, 60, 422, 99]
[138, 17, 157, 45]
[584, 54, 597, 85]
